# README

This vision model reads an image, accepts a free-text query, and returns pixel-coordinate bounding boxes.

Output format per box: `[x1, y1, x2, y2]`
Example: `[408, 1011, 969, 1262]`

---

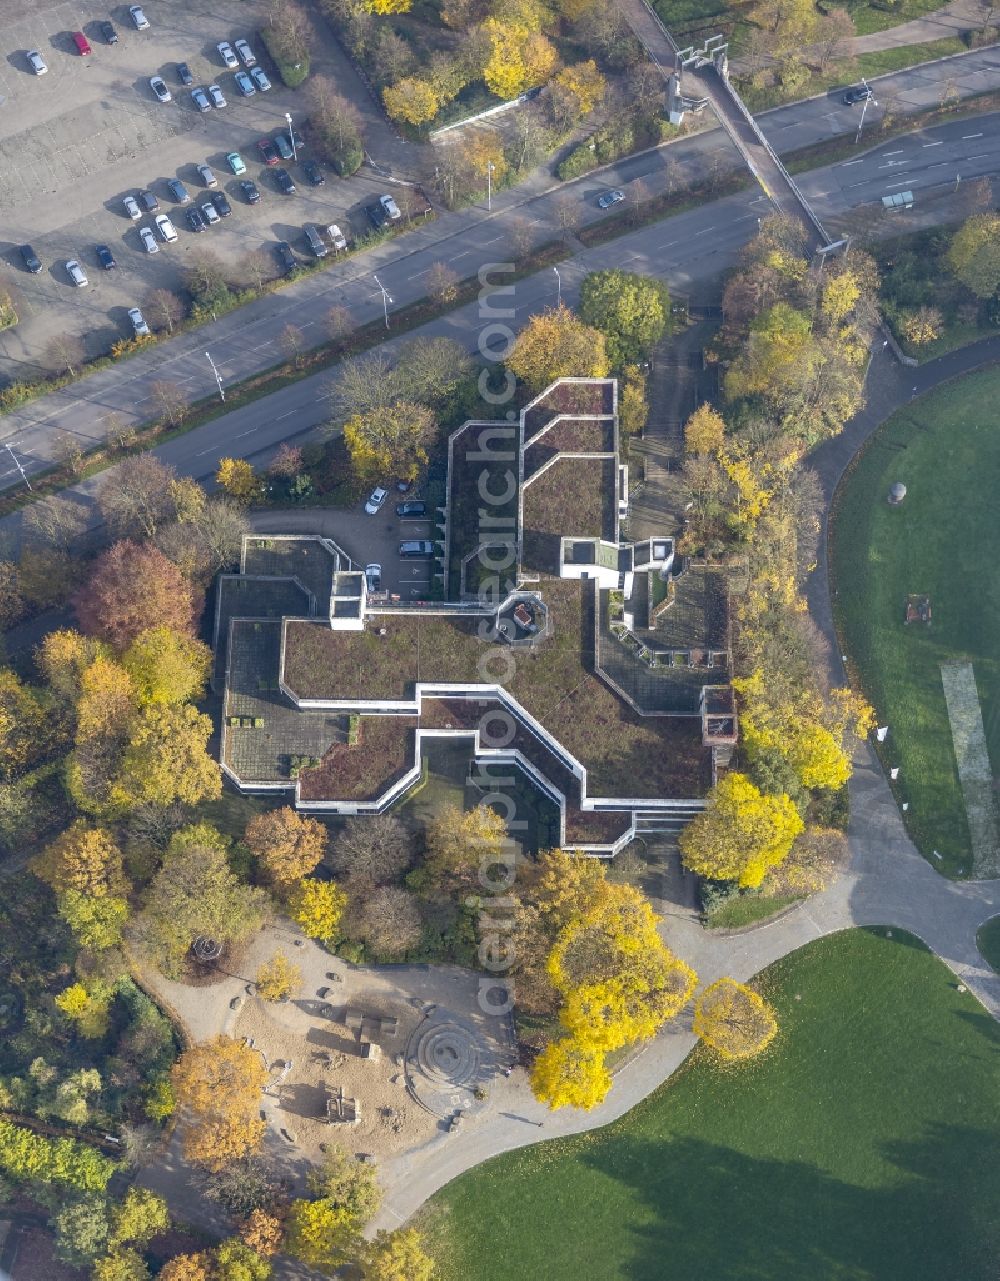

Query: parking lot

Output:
[0, 0, 417, 376]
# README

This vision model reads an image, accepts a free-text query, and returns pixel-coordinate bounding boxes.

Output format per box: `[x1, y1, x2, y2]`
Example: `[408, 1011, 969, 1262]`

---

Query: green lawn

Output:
[655, 0, 953, 39]
[704, 891, 803, 929]
[421, 928, 1000, 1281]
[831, 368, 1000, 876]
[977, 916, 1000, 972]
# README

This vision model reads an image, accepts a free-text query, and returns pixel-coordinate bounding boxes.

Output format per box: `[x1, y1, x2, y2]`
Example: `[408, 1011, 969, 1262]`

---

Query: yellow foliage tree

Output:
[76, 655, 136, 743]
[526, 847, 609, 933]
[946, 211, 1000, 298]
[255, 952, 302, 1002]
[285, 1199, 358, 1271]
[530, 1038, 611, 1111]
[159, 1255, 212, 1281]
[365, 1228, 437, 1281]
[507, 306, 610, 392]
[424, 803, 509, 891]
[112, 703, 221, 811]
[552, 60, 606, 117]
[37, 630, 109, 701]
[900, 306, 943, 346]
[821, 270, 861, 324]
[55, 980, 114, 1039]
[122, 627, 212, 706]
[171, 1036, 267, 1171]
[215, 458, 258, 505]
[244, 807, 327, 885]
[461, 130, 507, 182]
[693, 978, 778, 1061]
[34, 822, 127, 898]
[678, 773, 803, 889]
[287, 877, 347, 940]
[786, 721, 851, 791]
[683, 404, 726, 457]
[482, 18, 557, 99]
[383, 78, 440, 126]
[367, 0, 412, 11]
[0, 669, 51, 781]
[342, 401, 436, 487]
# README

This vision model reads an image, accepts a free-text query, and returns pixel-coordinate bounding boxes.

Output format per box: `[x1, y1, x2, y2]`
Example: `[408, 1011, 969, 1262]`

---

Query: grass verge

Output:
[421, 926, 1000, 1281]
[830, 366, 1000, 876]
[703, 892, 803, 930]
[976, 916, 1000, 972]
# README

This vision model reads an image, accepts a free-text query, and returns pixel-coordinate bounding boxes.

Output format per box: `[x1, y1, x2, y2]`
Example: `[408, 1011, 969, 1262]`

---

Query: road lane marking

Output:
[922, 140, 944, 147]
[885, 181, 911, 189]
[963, 132, 984, 138]
[884, 149, 904, 156]
[840, 158, 864, 166]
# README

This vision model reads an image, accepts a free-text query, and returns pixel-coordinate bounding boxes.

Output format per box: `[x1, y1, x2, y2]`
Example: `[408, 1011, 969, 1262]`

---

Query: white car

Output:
[66, 260, 88, 287]
[129, 6, 150, 30]
[123, 194, 142, 220]
[128, 307, 150, 337]
[217, 42, 239, 69]
[326, 223, 348, 251]
[150, 76, 172, 103]
[365, 486, 389, 515]
[234, 38, 256, 68]
[139, 225, 159, 253]
[207, 83, 226, 109]
[201, 201, 220, 225]
[197, 164, 217, 188]
[250, 66, 271, 92]
[365, 564, 382, 593]
[155, 213, 177, 243]
[380, 194, 401, 222]
[27, 50, 47, 75]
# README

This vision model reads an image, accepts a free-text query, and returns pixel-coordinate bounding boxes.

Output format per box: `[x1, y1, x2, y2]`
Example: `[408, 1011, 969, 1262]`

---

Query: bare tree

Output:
[279, 323, 306, 369]
[426, 261, 460, 305]
[629, 178, 650, 225]
[150, 380, 190, 427]
[305, 76, 363, 167]
[44, 333, 85, 377]
[52, 430, 86, 476]
[395, 336, 474, 407]
[332, 814, 413, 886]
[324, 304, 354, 341]
[506, 215, 534, 264]
[98, 454, 177, 539]
[346, 885, 422, 957]
[268, 443, 303, 479]
[265, 0, 312, 66]
[144, 288, 185, 335]
[553, 194, 581, 238]
[22, 495, 89, 551]
[192, 499, 250, 573]
[104, 412, 138, 453]
[812, 7, 855, 71]
[328, 350, 398, 419]
[241, 249, 272, 292]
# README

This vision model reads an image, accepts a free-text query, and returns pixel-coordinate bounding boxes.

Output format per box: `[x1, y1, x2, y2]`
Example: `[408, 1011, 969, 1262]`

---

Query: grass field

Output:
[830, 369, 1000, 877]
[977, 916, 1000, 972]
[704, 892, 804, 929]
[655, 0, 951, 38]
[421, 928, 1000, 1281]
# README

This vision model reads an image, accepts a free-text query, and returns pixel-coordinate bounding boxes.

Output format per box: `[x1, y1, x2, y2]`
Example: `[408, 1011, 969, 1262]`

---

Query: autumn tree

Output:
[75, 541, 196, 650]
[93, 1249, 150, 1281]
[365, 1228, 437, 1281]
[383, 77, 440, 125]
[307, 1142, 381, 1219]
[482, 17, 557, 98]
[171, 1037, 267, 1170]
[813, 6, 855, 69]
[693, 978, 778, 1061]
[58, 892, 129, 951]
[160, 1256, 212, 1281]
[108, 1186, 170, 1249]
[245, 807, 327, 884]
[395, 337, 474, 408]
[287, 876, 347, 940]
[424, 803, 508, 892]
[578, 270, 670, 367]
[530, 1038, 611, 1111]
[331, 813, 412, 887]
[216, 458, 259, 505]
[280, 322, 306, 368]
[98, 455, 178, 540]
[285, 1199, 357, 1271]
[0, 669, 50, 781]
[900, 306, 943, 346]
[22, 494, 89, 551]
[56, 980, 114, 1038]
[33, 822, 127, 898]
[679, 772, 803, 889]
[150, 380, 190, 427]
[122, 627, 211, 705]
[111, 703, 221, 812]
[346, 885, 422, 958]
[946, 212, 1000, 298]
[684, 404, 726, 456]
[507, 306, 610, 392]
[329, 350, 396, 418]
[268, 442, 303, 479]
[342, 400, 437, 486]
[747, 0, 817, 52]
[325, 304, 354, 340]
[550, 59, 605, 126]
[763, 826, 848, 896]
[426, 260, 460, 304]
[239, 1210, 283, 1258]
[255, 952, 302, 1001]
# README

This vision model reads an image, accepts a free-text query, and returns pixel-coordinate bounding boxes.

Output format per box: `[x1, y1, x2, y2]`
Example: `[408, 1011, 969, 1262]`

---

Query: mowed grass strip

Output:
[831, 368, 1000, 876]
[421, 928, 1000, 1281]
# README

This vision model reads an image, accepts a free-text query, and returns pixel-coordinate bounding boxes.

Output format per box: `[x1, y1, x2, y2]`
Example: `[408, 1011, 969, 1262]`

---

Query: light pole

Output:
[552, 266, 561, 307]
[374, 274, 393, 329]
[854, 79, 877, 145]
[285, 111, 297, 163]
[205, 350, 225, 401]
[487, 160, 495, 212]
[3, 442, 32, 491]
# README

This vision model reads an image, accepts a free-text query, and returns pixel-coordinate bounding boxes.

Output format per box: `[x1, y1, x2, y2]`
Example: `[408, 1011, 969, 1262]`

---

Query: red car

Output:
[72, 31, 92, 55]
[257, 138, 279, 166]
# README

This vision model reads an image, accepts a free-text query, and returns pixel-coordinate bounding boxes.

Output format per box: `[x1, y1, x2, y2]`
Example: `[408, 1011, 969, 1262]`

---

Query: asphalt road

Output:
[3, 46, 1000, 498]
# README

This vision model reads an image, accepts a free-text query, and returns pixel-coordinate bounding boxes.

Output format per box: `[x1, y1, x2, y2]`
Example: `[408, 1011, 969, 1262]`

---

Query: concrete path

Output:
[852, 0, 992, 54]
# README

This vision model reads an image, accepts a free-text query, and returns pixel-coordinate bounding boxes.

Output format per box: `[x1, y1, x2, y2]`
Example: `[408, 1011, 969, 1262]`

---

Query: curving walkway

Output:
[368, 336, 1000, 1233]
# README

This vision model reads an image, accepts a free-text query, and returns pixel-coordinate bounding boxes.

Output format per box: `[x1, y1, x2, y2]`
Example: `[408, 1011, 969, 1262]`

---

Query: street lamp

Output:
[285, 111, 297, 163]
[854, 79, 877, 145]
[205, 350, 225, 402]
[552, 266, 562, 307]
[3, 442, 32, 491]
[374, 274, 393, 329]
[487, 160, 495, 212]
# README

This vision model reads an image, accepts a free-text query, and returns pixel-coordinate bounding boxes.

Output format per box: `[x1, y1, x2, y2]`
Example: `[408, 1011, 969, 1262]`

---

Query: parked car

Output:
[249, 66, 271, 92]
[71, 31, 92, 56]
[843, 84, 873, 105]
[129, 6, 150, 30]
[274, 133, 293, 161]
[186, 206, 207, 233]
[166, 177, 191, 204]
[65, 260, 88, 287]
[100, 21, 118, 45]
[365, 564, 382, 593]
[395, 478, 413, 493]
[274, 241, 296, 273]
[96, 244, 117, 270]
[379, 194, 401, 221]
[257, 138, 279, 166]
[191, 86, 211, 112]
[325, 223, 348, 251]
[396, 500, 427, 519]
[207, 83, 226, 109]
[211, 190, 232, 218]
[19, 245, 41, 273]
[177, 61, 193, 86]
[365, 486, 389, 515]
[217, 41, 239, 69]
[150, 76, 172, 103]
[122, 194, 142, 220]
[275, 168, 295, 194]
[234, 70, 256, 97]
[201, 201, 220, 226]
[226, 151, 247, 175]
[597, 189, 624, 209]
[128, 307, 150, 337]
[399, 540, 434, 558]
[139, 226, 158, 253]
[26, 50, 47, 75]
[240, 179, 261, 204]
[303, 160, 325, 187]
[367, 194, 401, 228]
[138, 189, 159, 213]
[155, 213, 177, 243]
[234, 38, 256, 67]
[304, 225, 327, 258]
[197, 164, 217, 188]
